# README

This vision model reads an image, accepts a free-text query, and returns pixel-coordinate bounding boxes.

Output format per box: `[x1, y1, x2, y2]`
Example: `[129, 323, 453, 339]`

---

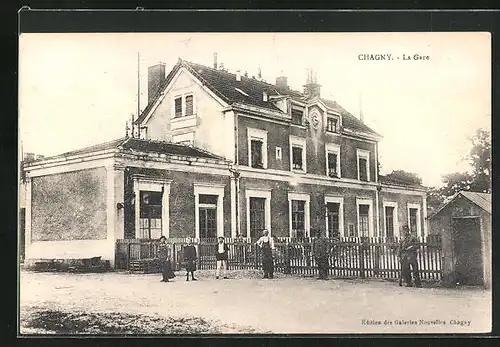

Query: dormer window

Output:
[326, 117, 338, 132]
[291, 108, 304, 125]
[263, 91, 268, 102]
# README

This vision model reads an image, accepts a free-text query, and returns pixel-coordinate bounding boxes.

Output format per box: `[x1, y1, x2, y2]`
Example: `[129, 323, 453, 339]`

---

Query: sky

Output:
[19, 32, 491, 187]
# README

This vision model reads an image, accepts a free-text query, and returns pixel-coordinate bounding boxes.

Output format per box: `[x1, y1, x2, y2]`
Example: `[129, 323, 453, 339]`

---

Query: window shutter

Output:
[185, 95, 194, 116]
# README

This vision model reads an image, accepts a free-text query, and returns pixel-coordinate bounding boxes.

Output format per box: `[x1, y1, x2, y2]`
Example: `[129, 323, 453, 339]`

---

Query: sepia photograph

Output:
[18, 31, 491, 335]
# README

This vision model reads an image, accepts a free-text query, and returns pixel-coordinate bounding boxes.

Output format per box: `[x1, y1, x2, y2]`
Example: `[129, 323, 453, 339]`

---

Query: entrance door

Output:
[452, 217, 483, 286]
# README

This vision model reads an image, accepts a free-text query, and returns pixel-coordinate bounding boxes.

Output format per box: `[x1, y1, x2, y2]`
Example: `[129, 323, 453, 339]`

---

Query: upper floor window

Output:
[326, 117, 338, 132]
[173, 93, 195, 118]
[291, 108, 304, 125]
[251, 140, 263, 168]
[325, 143, 341, 178]
[292, 147, 303, 170]
[290, 135, 307, 172]
[247, 128, 268, 169]
[357, 149, 370, 182]
[174, 97, 183, 117]
[185, 95, 194, 116]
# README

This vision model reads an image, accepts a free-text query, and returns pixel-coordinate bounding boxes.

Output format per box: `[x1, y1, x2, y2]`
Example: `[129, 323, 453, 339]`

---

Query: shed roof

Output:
[429, 191, 491, 219]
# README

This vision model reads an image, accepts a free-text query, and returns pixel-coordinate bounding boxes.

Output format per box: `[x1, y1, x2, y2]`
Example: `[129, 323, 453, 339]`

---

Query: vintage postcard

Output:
[18, 31, 491, 335]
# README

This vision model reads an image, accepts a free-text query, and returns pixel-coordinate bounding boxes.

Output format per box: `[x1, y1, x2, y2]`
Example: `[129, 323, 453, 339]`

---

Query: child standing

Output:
[183, 237, 197, 281]
[215, 236, 229, 279]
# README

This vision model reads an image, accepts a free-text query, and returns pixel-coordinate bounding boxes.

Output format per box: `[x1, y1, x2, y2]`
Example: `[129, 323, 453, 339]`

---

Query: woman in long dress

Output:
[158, 236, 175, 282]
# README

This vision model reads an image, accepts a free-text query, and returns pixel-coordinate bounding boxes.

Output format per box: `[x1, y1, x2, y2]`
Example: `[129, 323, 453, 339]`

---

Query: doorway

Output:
[452, 217, 483, 286]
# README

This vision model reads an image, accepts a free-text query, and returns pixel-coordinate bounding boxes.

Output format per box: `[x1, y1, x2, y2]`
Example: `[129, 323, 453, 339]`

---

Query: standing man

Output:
[256, 229, 275, 279]
[157, 236, 175, 282]
[215, 236, 229, 279]
[399, 225, 422, 288]
[183, 237, 197, 281]
[313, 231, 331, 280]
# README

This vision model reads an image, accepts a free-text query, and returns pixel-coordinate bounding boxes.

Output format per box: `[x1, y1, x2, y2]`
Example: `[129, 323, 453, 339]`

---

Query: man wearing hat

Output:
[399, 225, 422, 288]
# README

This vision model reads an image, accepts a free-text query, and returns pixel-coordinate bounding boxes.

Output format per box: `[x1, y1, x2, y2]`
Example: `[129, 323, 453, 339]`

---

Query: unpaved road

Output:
[19, 269, 491, 334]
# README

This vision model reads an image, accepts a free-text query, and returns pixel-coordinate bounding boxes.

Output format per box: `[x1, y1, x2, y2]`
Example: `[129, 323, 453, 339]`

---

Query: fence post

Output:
[359, 237, 366, 279]
[285, 243, 291, 274]
[374, 238, 380, 275]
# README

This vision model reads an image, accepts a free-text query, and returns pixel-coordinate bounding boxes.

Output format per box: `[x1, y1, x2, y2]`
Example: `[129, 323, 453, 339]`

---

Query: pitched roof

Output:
[429, 191, 491, 219]
[460, 191, 491, 214]
[137, 59, 379, 137]
[26, 137, 226, 163]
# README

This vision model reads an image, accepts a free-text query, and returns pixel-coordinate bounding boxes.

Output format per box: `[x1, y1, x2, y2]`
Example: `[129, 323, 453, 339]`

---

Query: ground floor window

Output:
[358, 204, 370, 237]
[385, 206, 395, 238]
[249, 197, 266, 238]
[139, 191, 163, 239]
[327, 202, 340, 238]
[199, 194, 218, 239]
[409, 207, 418, 235]
[291, 200, 306, 238]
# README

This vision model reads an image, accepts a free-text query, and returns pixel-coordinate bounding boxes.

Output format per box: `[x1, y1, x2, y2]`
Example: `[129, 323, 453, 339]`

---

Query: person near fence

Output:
[256, 229, 275, 279]
[399, 225, 422, 288]
[313, 232, 332, 280]
[158, 236, 175, 282]
[215, 236, 229, 279]
[183, 237, 197, 281]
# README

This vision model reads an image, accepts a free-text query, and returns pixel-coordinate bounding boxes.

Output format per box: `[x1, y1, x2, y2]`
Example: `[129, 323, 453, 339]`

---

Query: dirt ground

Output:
[19, 269, 491, 334]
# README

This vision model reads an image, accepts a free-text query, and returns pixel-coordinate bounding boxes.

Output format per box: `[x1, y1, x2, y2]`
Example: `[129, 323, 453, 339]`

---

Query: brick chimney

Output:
[24, 153, 35, 162]
[276, 76, 288, 90]
[148, 62, 166, 104]
[213, 52, 218, 69]
[303, 68, 321, 98]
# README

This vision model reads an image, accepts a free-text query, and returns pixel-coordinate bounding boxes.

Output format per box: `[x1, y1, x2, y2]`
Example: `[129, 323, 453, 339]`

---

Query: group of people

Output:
[156, 226, 422, 287]
[157, 235, 230, 282]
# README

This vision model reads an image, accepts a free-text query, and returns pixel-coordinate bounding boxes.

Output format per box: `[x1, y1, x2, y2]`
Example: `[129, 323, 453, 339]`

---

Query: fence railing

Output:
[115, 236, 442, 280]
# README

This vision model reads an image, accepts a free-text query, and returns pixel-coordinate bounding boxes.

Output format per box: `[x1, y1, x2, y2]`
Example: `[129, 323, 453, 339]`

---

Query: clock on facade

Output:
[310, 110, 320, 129]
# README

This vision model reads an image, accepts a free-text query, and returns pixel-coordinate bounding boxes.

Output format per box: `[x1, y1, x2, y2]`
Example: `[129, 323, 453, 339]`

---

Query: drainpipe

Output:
[233, 110, 241, 238]
[375, 142, 381, 237]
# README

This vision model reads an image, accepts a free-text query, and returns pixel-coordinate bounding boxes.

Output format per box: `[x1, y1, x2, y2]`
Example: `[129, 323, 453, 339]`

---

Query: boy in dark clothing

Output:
[183, 237, 197, 281]
[313, 232, 332, 280]
[215, 236, 229, 279]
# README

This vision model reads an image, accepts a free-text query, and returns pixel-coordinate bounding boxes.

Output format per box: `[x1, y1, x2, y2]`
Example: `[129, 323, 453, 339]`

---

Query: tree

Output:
[466, 128, 491, 193]
[426, 128, 491, 214]
[384, 170, 423, 186]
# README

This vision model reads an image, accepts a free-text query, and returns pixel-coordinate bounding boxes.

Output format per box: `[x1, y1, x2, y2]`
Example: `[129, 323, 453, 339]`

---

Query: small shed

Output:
[429, 191, 491, 289]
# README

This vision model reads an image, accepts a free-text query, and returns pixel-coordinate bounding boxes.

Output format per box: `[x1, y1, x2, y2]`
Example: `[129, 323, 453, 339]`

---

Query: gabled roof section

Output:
[460, 191, 491, 214]
[25, 137, 226, 164]
[321, 98, 381, 137]
[136, 58, 380, 137]
[429, 191, 491, 219]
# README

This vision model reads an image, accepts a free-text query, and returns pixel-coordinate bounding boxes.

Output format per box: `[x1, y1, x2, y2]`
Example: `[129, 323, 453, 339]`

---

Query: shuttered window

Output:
[185, 95, 194, 116]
